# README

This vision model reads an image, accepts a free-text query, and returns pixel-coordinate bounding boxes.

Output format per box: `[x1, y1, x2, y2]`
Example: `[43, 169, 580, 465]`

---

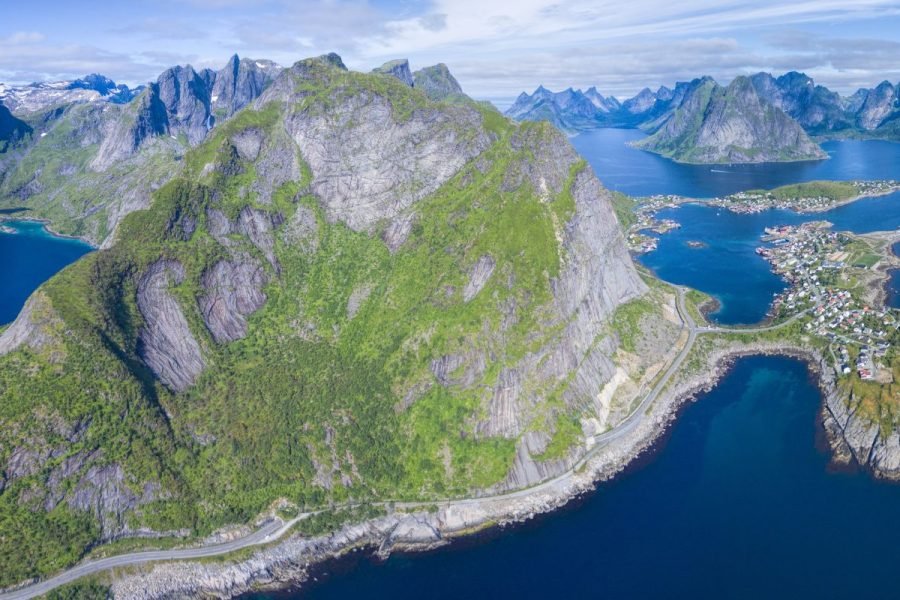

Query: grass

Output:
[610, 297, 657, 352]
[762, 180, 859, 202]
[610, 191, 637, 230]
[0, 62, 598, 585]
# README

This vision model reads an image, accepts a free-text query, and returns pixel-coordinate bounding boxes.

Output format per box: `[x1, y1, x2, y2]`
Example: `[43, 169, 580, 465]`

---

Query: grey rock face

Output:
[857, 81, 897, 130]
[346, 283, 373, 320]
[462, 255, 495, 302]
[155, 65, 215, 145]
[622, 87, 658, 114]
[502, 431, 571, 490]
[199, 258, 268, 343]
[236, 206, 282, 268]
[66, 463, 159, 539]
[636, 76, 826, 164]
[280, 85, 491, 232]
[750, 71, 850, 132]
[281, 205, 319, 252]
[0, 292, 59, 357]
[136, 259, 205, 392]
[0, 100, 32, 152]
[412, 64, 464, 101]
[211, 55, 282, 119]
[94, 55, 279, 171]
[381, 212, 416, 253]
[372, 59, 415, 87]
[476, 129, 646, 474]
[244, 129, 302, 205]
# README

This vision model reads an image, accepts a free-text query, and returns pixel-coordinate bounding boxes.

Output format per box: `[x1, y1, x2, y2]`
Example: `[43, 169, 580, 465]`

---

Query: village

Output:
[709, 180, 900, 214]
[625, 194, 686, 253]
[755, 221, 898, 381]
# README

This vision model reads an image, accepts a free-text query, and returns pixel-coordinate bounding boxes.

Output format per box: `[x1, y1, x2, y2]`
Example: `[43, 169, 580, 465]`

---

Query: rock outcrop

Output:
[0, 291, 59, 357]
[856, 81, 898, 130]
[633, 76, 827, 164]
[199, 258, 268, 343]
[372, 59, 414, 87]
[0, 100, 32, 152]
[93, 55, 280, 171]
[136, 259, 204, 392]
[412, 63, 464, 101]
[275, 69, 491, 232]
[507, 71, 900, 143]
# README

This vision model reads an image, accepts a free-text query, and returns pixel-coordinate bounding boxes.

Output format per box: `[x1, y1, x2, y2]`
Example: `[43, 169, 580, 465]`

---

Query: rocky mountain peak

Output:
[622, 87, 657, 114]
[857, 80, 898, 130]
[372, 58, 414, 87]
[0, 100, 32, 152]
[68, 73, 119, 95]
[634, 74, 827, 163]
[411, 63, 464, 101]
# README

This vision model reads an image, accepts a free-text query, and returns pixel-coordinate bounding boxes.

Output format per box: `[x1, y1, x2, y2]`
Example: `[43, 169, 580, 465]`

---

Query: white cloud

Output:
[0, 0, 897, 97]
[2, 31, 45, 45]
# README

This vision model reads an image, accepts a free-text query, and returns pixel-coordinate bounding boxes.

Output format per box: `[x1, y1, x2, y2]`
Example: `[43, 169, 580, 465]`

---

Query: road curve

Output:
[3, 286, 806, 599]
[0, 518, 302, 600]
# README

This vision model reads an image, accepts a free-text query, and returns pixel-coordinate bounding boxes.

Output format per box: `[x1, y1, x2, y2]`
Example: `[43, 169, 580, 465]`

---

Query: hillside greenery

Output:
[0, 63, 595, 585]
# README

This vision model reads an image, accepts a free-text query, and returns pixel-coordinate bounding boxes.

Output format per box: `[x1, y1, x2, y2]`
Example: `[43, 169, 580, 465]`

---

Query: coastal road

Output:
[0, 517, 303, 600]
[1, 286, 809, 599]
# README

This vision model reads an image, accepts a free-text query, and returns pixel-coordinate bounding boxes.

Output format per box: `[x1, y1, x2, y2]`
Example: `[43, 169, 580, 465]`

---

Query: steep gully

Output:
[0, 286, 808, 599]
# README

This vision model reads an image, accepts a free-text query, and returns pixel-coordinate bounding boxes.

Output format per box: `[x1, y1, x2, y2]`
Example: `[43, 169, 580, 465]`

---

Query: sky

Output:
[2, 0, 900, 106]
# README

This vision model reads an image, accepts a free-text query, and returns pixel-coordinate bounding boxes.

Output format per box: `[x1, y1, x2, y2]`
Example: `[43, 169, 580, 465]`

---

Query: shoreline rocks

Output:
[109, 339, 864, 599]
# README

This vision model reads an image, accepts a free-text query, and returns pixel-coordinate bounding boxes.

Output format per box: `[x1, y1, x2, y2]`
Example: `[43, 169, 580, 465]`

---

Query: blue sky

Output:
[2, 0, 899, 103]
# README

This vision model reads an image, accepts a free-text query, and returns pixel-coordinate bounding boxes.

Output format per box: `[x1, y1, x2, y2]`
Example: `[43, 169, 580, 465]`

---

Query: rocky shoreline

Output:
[0, 216, 96, 247]
[109, 337, 870, 599]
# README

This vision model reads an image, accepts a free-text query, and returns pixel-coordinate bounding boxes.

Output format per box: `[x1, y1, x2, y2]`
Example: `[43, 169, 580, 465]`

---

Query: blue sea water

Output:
[244, 135, 900, 600]
[256, 356, 900, 600]
[6, 131, 900, 599]
[572, 129, 900, 324]
[0, 220, 92, 325]
[570, 128, 900, 198]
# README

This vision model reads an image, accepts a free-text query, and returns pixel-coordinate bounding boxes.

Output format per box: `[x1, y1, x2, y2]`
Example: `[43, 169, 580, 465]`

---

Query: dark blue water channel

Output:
[0, 220, 92, 324]
[571, 128, 900, 198]
[6, 131, 900, 599]
[245, 135, 900, 600]
[257, 356, 900, 600]
[572, 129, 900, 325]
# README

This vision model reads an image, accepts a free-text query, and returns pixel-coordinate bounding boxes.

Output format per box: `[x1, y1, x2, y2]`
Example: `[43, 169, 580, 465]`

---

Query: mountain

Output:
[856, 81, 898, 130]
[633, 76, 827, 163]
[372, 58, 414, 87]
[0, 52, 649, 586]
[584, 86, 621, 112]
[506, 82, 693, 134]
[506, 86, 619, 132]
[507, 71, 900, 155]
[0, 55, 282, 245]
[621, 87, 658, 114]
[0, 101, 32, 152]
[750, 71, 853, 133]
[412, 63, 465, 101]
[0, 75, 141, 114]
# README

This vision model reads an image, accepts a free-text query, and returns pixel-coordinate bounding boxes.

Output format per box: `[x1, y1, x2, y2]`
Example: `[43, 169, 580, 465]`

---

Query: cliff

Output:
[0, 53, 647, 587]
[0, 55, 281, 246]
[0, 101, 31, 152]
[633, 76, 827, 164]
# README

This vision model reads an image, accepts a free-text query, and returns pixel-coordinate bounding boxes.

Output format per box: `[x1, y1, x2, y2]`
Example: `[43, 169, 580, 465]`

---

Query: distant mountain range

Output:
[0, 56, 471, 246]
[507, 71, 900, 163]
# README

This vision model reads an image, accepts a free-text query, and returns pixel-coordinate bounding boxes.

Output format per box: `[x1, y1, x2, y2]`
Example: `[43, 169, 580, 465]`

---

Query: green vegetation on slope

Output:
[0, 63, 598, 585]
[754, 180, 859, 202]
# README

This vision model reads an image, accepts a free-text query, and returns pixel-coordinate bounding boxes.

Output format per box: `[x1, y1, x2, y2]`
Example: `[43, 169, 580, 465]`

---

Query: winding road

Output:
[0, 287, 805, 600]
